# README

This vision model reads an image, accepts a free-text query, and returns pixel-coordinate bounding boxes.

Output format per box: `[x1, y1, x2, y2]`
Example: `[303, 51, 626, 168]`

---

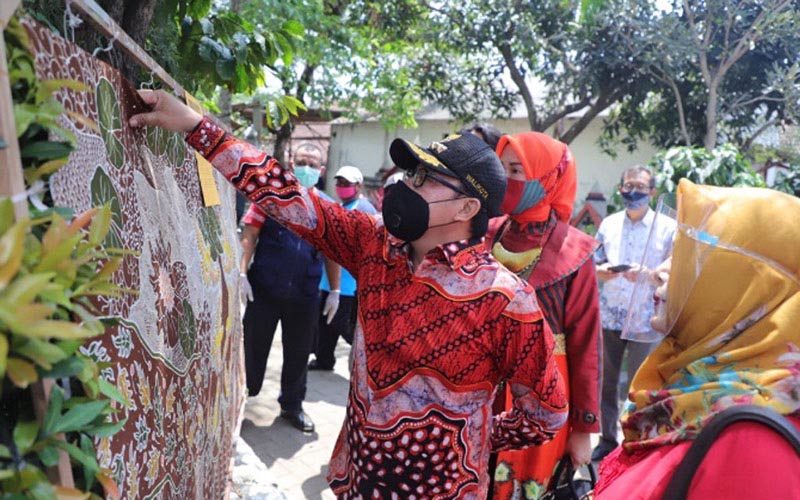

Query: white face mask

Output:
[294, 165, 321, 188]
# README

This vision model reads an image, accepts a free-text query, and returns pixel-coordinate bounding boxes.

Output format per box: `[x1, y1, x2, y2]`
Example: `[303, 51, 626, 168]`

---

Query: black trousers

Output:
[242, 289, 320, 412]
[312, 291, 357, 369]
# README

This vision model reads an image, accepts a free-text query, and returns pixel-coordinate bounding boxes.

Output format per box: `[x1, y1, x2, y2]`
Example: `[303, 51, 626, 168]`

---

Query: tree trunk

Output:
[118, 0, 158, 82]
[704, 84, 719, 151]
[273, 121, 293, 164]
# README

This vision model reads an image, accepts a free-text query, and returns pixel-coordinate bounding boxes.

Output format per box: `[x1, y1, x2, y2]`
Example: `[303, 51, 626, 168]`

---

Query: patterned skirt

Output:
[491, 354, 570, 500]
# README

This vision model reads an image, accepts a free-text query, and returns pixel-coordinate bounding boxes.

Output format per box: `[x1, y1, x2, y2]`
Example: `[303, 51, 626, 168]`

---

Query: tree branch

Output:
[651, 67, 691, 146]
[496, 40, 538, 130]
[559, 89, 619, 145]
[539, 96, 593, 132]
[742, 117, 779, 151]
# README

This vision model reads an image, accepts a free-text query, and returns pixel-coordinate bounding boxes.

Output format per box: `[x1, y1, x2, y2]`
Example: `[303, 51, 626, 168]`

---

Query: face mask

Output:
[500, 178, 546, 216]
[621, 190, 650, 210]
[294, 165, 320, 188]
[336, 185, 357, 200]
[381, 181, 460, 242]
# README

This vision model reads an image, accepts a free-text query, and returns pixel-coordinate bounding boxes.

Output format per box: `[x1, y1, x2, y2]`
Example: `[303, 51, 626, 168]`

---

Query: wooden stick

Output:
[68, 0, 184, 94]
[0, 0, 22, 29]
[0, 1, 27, 221]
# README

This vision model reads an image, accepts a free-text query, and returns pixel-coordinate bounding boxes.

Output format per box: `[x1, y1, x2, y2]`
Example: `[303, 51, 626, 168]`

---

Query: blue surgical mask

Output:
[621, 190, 650, 210]
[294, 165, 321, 188]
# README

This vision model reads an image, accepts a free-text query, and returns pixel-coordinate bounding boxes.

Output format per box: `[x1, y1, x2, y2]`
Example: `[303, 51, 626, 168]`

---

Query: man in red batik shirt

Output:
[130, 89, 568, 500]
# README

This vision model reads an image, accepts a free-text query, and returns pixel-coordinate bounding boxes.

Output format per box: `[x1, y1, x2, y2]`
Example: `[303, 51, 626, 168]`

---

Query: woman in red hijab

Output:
[489, 132, 602, 499]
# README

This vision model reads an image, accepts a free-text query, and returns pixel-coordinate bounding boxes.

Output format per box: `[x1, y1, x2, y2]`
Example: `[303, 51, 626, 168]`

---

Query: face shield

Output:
[620, 196, 681, 342]
[622, 193, 800, 343]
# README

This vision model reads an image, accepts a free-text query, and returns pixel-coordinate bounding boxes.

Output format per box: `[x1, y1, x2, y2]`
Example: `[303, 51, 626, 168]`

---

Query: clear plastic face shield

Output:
[621, 196, 694, 342]
[622, 193, 800, 343]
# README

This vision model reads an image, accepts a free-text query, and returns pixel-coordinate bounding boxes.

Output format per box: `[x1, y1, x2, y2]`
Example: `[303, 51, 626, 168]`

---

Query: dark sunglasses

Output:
[405, 167, 471, 197]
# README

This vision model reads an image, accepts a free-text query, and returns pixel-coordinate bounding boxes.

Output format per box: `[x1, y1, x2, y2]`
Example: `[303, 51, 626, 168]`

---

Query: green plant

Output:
[2, 11, 130, 499]
[649, 144, 766, 195]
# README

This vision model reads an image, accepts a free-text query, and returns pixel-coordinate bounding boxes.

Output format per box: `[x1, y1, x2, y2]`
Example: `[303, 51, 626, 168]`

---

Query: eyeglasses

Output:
[621, 181, 652, 193]
[405, 167, 471, 197]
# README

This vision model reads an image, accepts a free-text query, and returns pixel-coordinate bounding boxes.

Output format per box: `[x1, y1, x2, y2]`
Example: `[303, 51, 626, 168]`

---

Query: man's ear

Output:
[454, 198, 481, 222]
[320, 165, 326, 176]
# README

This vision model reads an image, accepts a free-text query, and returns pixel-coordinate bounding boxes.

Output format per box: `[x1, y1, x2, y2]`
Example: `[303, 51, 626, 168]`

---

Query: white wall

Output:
[328, 116, 658, 208]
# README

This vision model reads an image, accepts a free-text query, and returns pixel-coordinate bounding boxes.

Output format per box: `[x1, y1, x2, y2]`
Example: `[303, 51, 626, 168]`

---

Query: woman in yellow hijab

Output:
[594, 180, 800, 499]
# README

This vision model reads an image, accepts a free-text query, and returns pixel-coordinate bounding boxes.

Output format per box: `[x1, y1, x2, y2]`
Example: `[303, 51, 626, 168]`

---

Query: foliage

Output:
[235, 0, 425, 132]
[649, 145, 767, 195]
[168, 2, 304, 95]
[771, 165, 800, 197]
[3, 13, 129, 499]
[603, 0, 800, 152]
[385, 0, 654, 143]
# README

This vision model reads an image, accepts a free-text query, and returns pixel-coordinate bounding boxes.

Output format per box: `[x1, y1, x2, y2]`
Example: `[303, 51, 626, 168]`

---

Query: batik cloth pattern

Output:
[22, 18, 245, 500]
[187, 117, 568, 499]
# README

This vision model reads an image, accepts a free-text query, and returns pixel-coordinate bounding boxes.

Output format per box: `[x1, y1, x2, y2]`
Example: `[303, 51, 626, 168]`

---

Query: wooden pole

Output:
[0, 0, 27, 222]
[2, 1, 75, 489]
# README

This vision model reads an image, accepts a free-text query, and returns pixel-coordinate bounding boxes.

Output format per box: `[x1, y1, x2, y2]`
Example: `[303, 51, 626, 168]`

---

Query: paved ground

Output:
[238, 330, 612, 499]
[239, 334, 351, 500]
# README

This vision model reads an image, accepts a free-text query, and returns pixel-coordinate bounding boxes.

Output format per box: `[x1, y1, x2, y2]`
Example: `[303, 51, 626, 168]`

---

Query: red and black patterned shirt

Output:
[187, 118, 568, 499]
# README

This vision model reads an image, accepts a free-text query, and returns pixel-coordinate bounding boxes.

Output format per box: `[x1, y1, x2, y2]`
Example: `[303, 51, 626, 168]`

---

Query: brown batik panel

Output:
[21, 17, 245, 500]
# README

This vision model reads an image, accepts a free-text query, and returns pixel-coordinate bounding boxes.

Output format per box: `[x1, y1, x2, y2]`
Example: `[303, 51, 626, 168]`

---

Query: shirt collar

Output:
[625, 208, 655, 227]
[386, 233, 489, 271]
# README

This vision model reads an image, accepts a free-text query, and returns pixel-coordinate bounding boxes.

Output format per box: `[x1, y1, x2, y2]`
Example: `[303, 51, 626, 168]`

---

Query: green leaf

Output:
[96, 78, 125, 168]
[178, 299, 197, 358]
[13, 338, 67, 370]
[52, 440, 99, 483]
[85, 418, 126, 438]
[19, 140, 74, 161]
[52, 400, 109, 434]
[0, 444, 11, 459]
[80, 435, 98, 489]
[37, 444, 60, 467]
[42, 384, 64, 437]
[42, 356, 83, 378]
[281, 19, 305, 38]
[0, 272, 56, 305]
[13, 420, 39, 454]
[98, 378, 127, 406]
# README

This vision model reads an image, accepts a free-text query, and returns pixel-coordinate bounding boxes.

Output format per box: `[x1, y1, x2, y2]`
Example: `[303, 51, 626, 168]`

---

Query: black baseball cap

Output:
[389, 133, 507, 217]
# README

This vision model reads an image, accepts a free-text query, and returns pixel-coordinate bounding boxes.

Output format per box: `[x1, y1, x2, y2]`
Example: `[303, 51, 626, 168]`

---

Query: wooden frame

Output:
[0, 0, 26, 221]
[2, 0, 75, 488]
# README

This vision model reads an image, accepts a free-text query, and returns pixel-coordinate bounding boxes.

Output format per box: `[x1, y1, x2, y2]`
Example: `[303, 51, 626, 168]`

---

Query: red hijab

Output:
[496, 132, 577, 223]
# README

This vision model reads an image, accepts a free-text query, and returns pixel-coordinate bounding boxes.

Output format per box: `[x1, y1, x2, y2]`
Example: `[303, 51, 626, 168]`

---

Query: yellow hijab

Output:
[622, 180, 800, 451]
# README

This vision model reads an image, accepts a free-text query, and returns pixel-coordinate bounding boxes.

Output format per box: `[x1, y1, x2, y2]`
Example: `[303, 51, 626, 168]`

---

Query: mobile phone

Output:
[608, 264, 633, 273]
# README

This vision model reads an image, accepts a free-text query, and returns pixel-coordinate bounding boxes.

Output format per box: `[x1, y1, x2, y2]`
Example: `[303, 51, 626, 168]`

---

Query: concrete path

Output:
[239, 333, 351, 500]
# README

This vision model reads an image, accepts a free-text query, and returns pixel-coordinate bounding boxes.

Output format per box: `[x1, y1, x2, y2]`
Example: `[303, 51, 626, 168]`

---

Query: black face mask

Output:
[381, 181, 461, 242]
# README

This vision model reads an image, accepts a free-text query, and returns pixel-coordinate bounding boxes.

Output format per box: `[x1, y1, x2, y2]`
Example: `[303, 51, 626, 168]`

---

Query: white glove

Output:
[322, 290, 340, 325]
[239, 272, 254, 303]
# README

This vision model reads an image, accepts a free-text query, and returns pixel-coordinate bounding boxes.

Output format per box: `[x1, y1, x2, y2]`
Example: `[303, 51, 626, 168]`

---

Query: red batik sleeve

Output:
[492, 317, 568, 451]
[186, 117, 377, 276]
[563, 259, 602, 433]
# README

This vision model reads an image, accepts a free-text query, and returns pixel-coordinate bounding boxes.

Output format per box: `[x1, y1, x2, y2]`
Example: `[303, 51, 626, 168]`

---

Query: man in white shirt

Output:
[591, 166, 676, 461]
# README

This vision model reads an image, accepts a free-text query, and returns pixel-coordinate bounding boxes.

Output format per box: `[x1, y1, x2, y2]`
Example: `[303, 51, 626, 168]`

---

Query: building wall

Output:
[328, 116, 658, 208]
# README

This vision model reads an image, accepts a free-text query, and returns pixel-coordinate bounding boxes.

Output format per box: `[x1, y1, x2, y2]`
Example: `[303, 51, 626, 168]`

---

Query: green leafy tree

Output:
[398, 0, 652, 144]
[604, 0, 800, 152]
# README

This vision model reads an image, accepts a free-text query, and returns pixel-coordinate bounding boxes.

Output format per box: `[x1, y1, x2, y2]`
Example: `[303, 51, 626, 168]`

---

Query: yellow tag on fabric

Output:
[184, 92, 220, 207]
